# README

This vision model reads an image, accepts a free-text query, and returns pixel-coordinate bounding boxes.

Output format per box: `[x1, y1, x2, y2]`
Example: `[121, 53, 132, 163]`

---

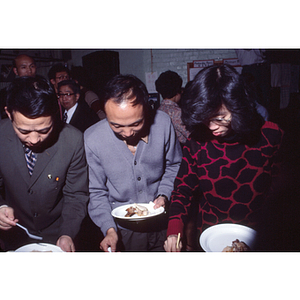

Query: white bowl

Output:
[200, 223, 257, 252]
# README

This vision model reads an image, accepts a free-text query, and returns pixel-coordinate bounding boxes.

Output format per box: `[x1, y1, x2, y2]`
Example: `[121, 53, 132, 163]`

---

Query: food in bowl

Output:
[125, 203, 149, 217]
[222, 239, 251, 252]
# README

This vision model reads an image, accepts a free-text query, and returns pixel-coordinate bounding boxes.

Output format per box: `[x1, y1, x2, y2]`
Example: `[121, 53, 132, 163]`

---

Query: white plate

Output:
[111, 202, 164, 221]
[15, 243, 63, 252]
[200, 223, 257, 252]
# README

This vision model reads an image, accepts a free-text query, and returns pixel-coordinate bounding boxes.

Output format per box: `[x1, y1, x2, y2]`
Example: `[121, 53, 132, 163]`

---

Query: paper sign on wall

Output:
[145, 71, 158, 93]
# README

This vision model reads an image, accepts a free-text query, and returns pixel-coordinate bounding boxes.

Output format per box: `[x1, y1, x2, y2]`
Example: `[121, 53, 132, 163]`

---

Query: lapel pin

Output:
[47, 174, 52, 179]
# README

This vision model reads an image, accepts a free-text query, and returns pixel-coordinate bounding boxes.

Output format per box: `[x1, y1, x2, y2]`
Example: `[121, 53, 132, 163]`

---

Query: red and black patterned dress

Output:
[167, 121, 284, 239]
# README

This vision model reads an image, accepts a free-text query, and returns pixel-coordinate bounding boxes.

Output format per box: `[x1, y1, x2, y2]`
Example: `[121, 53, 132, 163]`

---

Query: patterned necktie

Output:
[63, 111, 68, 123]
[24, 147, 37, 176]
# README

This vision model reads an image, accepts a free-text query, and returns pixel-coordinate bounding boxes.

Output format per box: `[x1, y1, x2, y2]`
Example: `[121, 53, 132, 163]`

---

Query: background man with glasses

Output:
[57, 80, 99, 132]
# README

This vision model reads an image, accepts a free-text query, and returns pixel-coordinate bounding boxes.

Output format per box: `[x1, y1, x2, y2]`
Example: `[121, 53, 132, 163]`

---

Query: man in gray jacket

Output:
[84, 74, 182, 251]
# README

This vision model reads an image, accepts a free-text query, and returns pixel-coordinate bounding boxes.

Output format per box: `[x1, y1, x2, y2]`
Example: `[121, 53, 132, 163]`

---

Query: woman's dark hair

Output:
[181, 64, 264, 141]
[6, 76, 59, 119]
[103, 74, 151, 116]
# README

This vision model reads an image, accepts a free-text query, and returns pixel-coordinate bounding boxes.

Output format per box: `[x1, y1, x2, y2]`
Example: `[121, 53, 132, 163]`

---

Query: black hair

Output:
[48, 63, 70, 80]
[181, 64, 264, 142]
[155, 70, 183, 99]
[103, 74, 150, 116]
[6, 76, 59, 119]
[57, 79, 81, 95]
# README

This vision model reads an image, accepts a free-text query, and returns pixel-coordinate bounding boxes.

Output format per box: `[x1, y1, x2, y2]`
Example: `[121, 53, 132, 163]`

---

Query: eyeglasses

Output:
[57, 92, 75, 98]
[56, 75, 69, 80]
[207, 116, 232, 126]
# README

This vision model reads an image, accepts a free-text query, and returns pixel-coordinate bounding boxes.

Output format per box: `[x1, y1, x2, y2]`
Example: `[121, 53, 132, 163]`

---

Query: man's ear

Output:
[13, 68, 18, 76]
[4, 107, 12, 120]
[75, 93, 80, 102]
[50, 78, 55, 85]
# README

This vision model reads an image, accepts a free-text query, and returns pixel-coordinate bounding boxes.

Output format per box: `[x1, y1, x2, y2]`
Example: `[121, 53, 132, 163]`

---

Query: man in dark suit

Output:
[0, 76, 89, 252]
[58, 80, 99, 133]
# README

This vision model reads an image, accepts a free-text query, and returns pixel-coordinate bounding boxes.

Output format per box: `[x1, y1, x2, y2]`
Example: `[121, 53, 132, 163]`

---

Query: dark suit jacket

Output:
[68, 100, 99, 133]
[0, 119, 89, 250]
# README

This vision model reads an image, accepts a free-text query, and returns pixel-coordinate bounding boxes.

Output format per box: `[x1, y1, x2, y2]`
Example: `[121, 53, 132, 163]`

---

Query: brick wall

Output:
[70, 48, 238, 88]
[142, 49, 237, 86]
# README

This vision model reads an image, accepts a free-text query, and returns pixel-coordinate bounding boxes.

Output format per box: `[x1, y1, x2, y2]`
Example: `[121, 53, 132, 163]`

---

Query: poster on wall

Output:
[188, 58, 242, 81]
[145, 71, 158, 93]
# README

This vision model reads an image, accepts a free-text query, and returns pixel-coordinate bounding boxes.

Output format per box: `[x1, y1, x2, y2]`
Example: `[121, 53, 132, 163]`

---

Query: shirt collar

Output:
[65, 102, 78, 123]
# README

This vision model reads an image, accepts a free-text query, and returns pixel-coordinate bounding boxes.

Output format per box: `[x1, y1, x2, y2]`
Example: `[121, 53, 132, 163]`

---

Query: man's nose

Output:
[28, 132, 40, 144]
[122, 127, 133, 137]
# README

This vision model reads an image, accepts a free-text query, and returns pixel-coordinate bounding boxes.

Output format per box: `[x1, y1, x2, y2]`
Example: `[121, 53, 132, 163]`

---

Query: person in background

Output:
[0, 76, 89, 252]
[57, 80, 99, 132]
[84, 74, 182, 251]
[156, 70, 190, 146]
[0, 54, 37, 120]
[156, 71, 197, 250]
[164, 64, 284, 252]
[235, 49, 270, 112]
[71, 66, 106, 120]
[48, 63, 70, 120]
[48, 63, 70, 95]
[13, 54, 37, 78]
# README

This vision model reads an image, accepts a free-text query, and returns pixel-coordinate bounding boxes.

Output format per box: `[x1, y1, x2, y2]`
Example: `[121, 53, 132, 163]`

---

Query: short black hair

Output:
[181, 64, 264, 139]
[6, 76, 59, 119]
[155, 70, 182, 99]
[58, 79, 81, 95]
[48, 63, 70, 80]
[103, 74, 150, 116]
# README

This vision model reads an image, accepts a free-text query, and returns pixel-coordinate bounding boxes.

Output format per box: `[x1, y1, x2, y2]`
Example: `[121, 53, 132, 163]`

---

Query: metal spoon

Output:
[16, 223, 43, 240]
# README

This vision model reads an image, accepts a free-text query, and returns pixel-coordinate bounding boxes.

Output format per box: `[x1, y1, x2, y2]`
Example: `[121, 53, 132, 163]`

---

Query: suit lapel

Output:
[29, 141, 59, 187]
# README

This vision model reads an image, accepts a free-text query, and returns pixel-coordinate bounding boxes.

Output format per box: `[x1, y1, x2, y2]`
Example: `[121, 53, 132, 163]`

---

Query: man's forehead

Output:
[56, 71, 68, 76]
[16, 56, 34, 65]
[12, 111, 52, 125]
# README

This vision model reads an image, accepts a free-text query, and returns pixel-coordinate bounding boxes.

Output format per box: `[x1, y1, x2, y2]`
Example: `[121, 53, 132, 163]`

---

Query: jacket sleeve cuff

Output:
[166, 218, 184, 237]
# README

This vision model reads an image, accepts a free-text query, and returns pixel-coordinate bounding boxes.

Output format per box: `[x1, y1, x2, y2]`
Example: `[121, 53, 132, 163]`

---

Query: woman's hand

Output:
[164, 234, 182, 252]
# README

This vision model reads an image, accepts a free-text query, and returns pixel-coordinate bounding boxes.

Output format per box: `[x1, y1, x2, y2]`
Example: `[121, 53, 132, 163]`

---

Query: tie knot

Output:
[24, 146, 36, 176]
[24, 147, 32, 155]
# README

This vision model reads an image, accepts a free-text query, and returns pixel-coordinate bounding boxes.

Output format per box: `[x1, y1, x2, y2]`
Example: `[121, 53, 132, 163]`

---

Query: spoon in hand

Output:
[16, 223, 43, 240]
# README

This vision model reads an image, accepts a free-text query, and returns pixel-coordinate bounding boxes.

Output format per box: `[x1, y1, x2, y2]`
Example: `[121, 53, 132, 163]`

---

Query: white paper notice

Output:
[145, 72, 158, 93]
